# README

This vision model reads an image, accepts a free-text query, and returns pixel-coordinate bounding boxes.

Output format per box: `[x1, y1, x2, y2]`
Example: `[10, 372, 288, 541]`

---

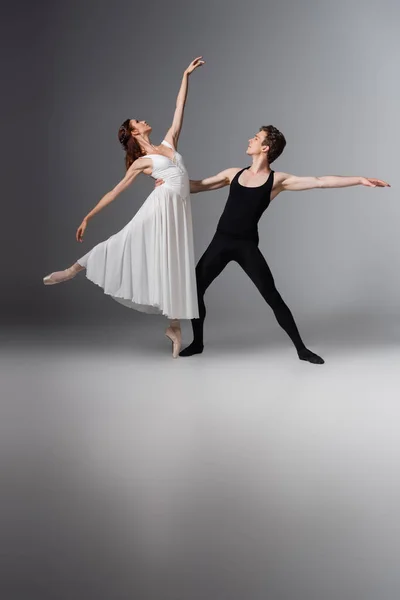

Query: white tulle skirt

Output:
[78, 186, 199, 319]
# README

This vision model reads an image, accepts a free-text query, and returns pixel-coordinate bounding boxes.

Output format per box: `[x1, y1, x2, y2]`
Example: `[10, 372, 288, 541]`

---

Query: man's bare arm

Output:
[276, 172, 390, 192]
[189, 168, 242, 193]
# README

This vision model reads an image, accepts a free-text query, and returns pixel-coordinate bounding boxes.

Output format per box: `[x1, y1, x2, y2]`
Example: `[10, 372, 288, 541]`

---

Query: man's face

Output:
[246, 131, 269, 156]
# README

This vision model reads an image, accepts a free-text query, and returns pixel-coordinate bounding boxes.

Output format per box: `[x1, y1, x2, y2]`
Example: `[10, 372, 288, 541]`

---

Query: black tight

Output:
[191, 233, 306, 351]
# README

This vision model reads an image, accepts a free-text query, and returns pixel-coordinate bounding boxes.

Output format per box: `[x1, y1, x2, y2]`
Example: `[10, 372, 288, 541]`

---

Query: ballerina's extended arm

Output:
[163, 56, 205, 150]
[76, 157, 150, 242]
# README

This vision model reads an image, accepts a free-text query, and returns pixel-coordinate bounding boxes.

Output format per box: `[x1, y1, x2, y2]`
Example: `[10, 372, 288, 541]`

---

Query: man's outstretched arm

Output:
[154, 168, 241, 193]
[189, 168, 241, 193]
[277, 173, 391, 192]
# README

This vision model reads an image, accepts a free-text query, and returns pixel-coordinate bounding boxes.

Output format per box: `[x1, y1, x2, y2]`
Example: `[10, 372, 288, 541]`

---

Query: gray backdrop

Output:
[4, 0, 399, 324]
[3, 2, 400, 600]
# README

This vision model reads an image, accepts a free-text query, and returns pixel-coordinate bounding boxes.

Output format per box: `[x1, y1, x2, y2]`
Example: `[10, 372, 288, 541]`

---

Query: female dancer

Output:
[43, 57, 205, 357]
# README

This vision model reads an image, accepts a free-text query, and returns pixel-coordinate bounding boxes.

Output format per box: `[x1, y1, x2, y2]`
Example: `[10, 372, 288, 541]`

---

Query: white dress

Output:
[77, 140, 199, 319]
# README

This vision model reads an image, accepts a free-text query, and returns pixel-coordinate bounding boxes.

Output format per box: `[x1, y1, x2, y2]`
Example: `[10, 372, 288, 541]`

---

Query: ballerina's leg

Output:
[43, 262, 85, 285]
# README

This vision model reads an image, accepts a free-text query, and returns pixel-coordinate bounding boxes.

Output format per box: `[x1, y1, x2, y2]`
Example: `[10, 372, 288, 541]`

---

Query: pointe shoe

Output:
[43, 267, 79, 286]
[43, 273, 60, 285]
[165, 327, 182, 359]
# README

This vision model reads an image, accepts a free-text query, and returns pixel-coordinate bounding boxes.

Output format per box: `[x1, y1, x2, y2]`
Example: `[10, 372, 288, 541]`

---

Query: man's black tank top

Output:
[216, 167, 274, 241]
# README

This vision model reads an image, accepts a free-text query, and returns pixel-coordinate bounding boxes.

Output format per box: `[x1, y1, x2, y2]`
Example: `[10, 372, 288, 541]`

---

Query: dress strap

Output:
[161, 139, 174, 150]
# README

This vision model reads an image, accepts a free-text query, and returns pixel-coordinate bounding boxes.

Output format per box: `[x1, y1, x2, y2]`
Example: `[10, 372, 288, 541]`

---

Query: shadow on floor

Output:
[6, 312, 400, 357]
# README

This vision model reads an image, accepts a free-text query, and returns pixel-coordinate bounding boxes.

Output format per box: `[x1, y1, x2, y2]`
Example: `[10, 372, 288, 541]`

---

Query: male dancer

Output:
[156, 125, 390, 364]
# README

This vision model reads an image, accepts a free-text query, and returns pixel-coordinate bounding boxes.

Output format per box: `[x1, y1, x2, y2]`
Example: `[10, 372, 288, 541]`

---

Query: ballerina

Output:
[43, 57, 205, 357]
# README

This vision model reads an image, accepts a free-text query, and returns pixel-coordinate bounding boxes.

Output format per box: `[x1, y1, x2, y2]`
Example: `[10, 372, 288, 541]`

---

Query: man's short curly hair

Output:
[259, 125, 286, 164]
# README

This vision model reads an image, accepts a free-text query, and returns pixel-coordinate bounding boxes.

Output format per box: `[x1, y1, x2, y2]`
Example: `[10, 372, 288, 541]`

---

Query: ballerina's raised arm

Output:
[163, 56, 205, 150]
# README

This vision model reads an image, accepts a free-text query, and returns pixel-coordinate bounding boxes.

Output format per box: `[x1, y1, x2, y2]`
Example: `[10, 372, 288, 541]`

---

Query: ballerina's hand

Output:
[360, 177, 391, 188]
[155, 178, 165, 188]
[76, 219, 88, 242]
[185, 56, 205, 75]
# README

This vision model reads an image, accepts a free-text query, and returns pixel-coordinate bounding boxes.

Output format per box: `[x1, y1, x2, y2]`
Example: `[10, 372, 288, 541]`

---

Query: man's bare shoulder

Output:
[223, 167, 243, 183]
[269, 171, 289, 200]
[271, 171, 291, 194]
[272, 171, 288, 186]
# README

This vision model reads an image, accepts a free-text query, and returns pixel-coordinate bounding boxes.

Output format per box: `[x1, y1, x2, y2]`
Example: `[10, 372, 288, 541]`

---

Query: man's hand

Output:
[360, 177, 391, 188]
[155, 178, 165, 188]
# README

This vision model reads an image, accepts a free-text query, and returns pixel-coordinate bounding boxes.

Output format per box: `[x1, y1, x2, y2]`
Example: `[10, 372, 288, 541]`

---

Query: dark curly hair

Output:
[118, 119, 146, 171]
[259, 125, 286, 164]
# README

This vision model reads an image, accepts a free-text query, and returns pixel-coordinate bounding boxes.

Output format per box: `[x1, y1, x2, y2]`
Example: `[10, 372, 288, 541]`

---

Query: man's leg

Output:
[236, 242, 324, 364]
[180, 234, 232, 356]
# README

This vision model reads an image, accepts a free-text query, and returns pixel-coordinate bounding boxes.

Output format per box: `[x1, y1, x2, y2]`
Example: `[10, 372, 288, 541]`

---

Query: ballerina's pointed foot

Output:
[165, 326, 182, 358]
[43, 265, 82, 286]
[298, 348, 325, 365]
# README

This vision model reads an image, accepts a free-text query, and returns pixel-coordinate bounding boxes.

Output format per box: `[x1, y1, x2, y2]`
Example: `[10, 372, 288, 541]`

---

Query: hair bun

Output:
[118, 127, 128, 147]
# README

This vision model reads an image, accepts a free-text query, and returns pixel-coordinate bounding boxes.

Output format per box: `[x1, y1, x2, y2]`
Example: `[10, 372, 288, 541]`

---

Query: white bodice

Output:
[147, 140, 190, 199]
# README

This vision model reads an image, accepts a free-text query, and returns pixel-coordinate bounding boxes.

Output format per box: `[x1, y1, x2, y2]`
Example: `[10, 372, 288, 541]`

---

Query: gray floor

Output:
[3, 313, 400, 600]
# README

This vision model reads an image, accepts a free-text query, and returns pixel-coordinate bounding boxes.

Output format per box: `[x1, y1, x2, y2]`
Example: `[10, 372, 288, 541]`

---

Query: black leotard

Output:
[216, 168, 274, 242]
